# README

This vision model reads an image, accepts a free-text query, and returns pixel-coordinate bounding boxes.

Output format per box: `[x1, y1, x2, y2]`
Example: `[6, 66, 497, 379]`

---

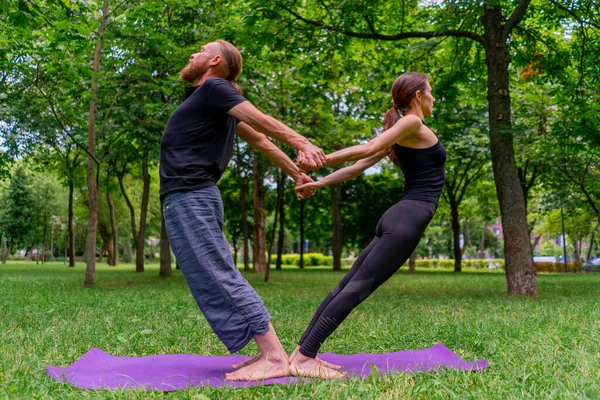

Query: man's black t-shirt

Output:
[159, 78, 246, 201]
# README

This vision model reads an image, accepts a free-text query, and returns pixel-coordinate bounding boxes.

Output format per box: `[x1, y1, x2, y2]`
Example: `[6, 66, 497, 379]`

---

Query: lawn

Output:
[1, 261, 600, 399]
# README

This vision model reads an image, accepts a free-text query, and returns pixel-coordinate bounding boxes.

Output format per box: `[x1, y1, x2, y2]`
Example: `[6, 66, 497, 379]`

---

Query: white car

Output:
[582, 257, 600, 272]
[588, 257, 600, 266]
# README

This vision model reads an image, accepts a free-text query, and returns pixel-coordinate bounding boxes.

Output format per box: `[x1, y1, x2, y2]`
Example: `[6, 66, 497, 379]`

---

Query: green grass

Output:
[2, 261, 600, 399]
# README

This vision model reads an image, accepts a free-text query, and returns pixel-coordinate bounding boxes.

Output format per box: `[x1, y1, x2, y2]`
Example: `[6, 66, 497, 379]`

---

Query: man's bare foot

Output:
[289, 346, 342, 370]
[225, 354, 290, 381]
[290, 353, 346, 379]
[232, 354, 260, 369]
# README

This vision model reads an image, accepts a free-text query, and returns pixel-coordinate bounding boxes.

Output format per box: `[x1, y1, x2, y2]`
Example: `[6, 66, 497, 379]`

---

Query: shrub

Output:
[414, 259, 505, 270]
[535, 261, 581, 273]
[271, 253, 339, 267]
[8, 255, 28, 262]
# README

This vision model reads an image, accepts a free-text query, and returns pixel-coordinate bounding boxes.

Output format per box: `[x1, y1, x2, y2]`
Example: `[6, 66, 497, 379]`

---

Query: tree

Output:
[266, 0, 541, 294]
[252, 154, 267, 273]
[0, 166, 35, 263]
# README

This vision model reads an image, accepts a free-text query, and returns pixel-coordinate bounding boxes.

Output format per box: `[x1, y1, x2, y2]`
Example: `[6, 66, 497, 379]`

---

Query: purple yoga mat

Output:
[46, 344, 488, 390]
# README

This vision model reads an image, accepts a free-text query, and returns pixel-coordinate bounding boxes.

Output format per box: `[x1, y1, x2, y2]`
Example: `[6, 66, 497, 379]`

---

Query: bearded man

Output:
[159, 40, 325, 381]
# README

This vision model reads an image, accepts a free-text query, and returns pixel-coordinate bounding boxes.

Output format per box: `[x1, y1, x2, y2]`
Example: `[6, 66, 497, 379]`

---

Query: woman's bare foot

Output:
[289, 346, 342, 370]
[232, 354, 260, 369]
[289, 353, 346, 379]
[225, 354, 290, 381]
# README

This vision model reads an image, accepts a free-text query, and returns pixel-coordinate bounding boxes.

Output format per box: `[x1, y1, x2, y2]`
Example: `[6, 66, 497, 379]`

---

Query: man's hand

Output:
[297, 142, 327, 171]
[294, 172, 314, 186]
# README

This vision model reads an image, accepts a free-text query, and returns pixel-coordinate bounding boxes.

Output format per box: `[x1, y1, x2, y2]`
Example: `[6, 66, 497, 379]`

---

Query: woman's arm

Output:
[326, 115, 422, 167]
[296, 150, 388, 199]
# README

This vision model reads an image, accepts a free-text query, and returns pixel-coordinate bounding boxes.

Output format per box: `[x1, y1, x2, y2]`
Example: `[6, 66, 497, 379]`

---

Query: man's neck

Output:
[193, 71, 225, 86]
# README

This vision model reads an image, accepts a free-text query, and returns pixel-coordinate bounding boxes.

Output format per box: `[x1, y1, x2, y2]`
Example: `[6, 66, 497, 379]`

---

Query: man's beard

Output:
[179, 61, 208, 84]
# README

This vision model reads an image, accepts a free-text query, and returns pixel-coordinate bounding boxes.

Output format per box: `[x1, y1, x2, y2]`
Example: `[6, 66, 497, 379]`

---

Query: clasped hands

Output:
[294, 142, 326, 200]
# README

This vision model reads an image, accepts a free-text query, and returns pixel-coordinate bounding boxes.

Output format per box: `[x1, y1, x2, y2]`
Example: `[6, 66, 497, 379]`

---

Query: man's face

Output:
[179, 43, 215, 84]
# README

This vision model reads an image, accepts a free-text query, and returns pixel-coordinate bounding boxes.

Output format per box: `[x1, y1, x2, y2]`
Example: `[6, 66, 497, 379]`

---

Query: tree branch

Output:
[117, 164, 138, 242]
[504, 0, 532, 37]
[363, 14, 376, 34]
[527, 165, 537, 191]
[97, 76, 127, 139]
[30, 79, 100, 167]
[280, 5, 486, 45]
[549, 0, 600, 29]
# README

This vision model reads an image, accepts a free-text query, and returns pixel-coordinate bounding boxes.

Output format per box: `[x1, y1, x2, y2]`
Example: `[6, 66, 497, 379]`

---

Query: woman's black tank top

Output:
[393, 123, 446, 205]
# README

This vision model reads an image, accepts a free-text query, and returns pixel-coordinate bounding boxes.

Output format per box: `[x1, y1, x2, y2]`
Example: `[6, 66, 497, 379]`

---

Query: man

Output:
[159, 39, 325, 381]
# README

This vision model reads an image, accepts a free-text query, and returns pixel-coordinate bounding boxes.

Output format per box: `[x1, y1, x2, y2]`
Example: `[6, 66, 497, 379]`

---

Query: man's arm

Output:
[235, 122, 311, 184]
[229, 101, 326, 170]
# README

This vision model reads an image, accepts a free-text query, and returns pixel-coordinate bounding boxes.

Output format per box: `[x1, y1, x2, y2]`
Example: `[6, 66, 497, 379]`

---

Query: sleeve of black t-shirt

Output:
[208, 78, 247, 113]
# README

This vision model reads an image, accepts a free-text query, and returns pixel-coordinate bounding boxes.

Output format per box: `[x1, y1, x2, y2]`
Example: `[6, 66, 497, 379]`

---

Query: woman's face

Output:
[420, 81, 435, 116]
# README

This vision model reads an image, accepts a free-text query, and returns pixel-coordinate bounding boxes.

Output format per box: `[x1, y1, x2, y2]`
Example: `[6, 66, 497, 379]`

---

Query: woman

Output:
[290, 72, 446, 378]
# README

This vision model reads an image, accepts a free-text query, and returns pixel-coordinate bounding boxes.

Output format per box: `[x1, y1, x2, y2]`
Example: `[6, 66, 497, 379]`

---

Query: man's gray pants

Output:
[163, 185, 271, 353]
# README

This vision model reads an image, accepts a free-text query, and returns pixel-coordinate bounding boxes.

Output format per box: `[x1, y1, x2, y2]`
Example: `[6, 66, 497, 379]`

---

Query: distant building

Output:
[489, 218, 504, 240]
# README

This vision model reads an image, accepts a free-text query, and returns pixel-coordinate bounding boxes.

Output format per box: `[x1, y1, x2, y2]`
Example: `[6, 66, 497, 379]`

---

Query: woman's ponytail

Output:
[383, 107, 403, 167]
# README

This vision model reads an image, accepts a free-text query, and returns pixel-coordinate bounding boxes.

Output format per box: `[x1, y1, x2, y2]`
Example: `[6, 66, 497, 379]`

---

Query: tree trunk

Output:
[118, 152, 151, 274]
[482, 4, 536, 295]
[68, 178, 76, 267]
[266, 169, 283, 282]
[574, 240, 581, 264]
[232, 240, 238, 266]
[240, 179, 250, 271]
[276, 174, 285, 270]
[84, 0, 109, 288]
[252, 155, 267, 273]
[299, 199, 305, 269]
[450, 200, 462, 272]
[35, 211, 40, 265]
[408, 251, 416, 274]
[479, 222, 487, 258]
[465, 221, 472, 252]
[331, 184, 342, 271]
[159, 205, 172, 277]
[586, 233, 595, 263]
[98, 219, 113, 265]
[107, 191, 118, 266]
[42, 212, 47, 264]
[531, 235, 541, 255]
[2, 239, 13, 264]
[264, 198, 278, 283]
[118, 168, 139, 266]
[135, 150, 151, 273]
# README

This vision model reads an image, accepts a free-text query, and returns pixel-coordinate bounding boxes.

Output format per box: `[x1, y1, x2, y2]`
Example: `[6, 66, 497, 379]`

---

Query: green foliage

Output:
[415, 259, 505, 270]
[0, 166, 35, 248]
[274, 253, 335, 267]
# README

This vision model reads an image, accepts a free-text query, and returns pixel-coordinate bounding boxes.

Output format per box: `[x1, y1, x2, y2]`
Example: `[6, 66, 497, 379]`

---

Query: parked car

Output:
[582, 257, 600, 272]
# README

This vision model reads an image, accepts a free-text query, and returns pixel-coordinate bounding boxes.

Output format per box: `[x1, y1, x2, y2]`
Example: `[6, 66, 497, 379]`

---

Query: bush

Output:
[535, 261, 581, 273]
[271, 253, 339, 267]
[8, 255, 29, 261]
[414, 259, 505, 270]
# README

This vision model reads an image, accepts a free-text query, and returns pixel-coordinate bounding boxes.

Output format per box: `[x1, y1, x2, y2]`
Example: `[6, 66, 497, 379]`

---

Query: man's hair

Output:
[215, 39, 243, 93]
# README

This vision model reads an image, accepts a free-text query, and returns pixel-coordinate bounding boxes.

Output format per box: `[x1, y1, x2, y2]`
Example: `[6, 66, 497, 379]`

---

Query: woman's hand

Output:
[295, 181, 320, 199]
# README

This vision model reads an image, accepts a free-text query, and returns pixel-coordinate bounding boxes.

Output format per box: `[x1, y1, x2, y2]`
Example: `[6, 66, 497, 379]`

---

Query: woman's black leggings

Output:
[298, 199, 437, 358]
